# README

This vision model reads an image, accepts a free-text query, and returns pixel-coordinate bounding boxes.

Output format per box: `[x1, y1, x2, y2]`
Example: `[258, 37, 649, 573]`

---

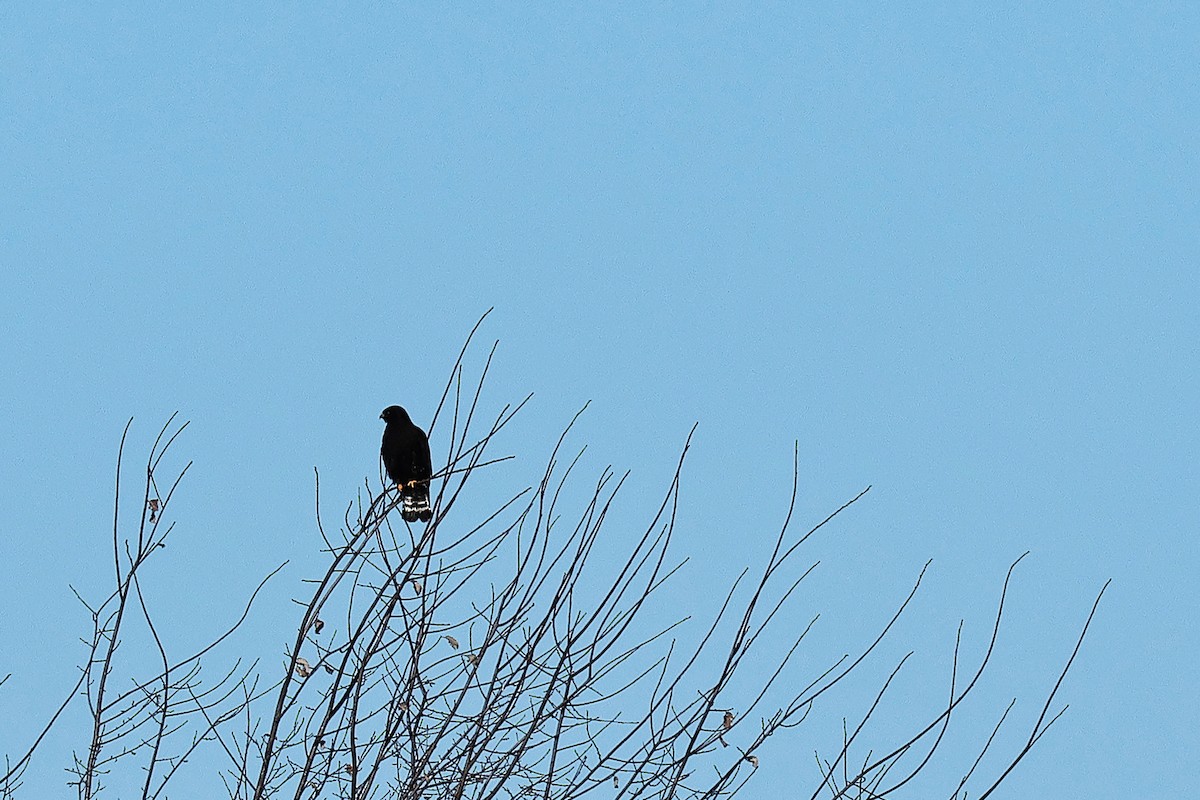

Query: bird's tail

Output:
[401, 484, 433, 523]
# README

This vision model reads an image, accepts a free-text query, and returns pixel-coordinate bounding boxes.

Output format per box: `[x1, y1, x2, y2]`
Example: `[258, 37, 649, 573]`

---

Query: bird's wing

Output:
[417, 429, 433, 481]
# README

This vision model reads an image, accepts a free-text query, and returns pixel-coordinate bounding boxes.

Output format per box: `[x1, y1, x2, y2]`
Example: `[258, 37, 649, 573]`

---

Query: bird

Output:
[380, 405, 433, 523]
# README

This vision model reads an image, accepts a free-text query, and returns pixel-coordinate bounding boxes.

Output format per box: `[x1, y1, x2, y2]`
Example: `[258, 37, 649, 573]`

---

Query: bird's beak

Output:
[379, 413, 385, 420]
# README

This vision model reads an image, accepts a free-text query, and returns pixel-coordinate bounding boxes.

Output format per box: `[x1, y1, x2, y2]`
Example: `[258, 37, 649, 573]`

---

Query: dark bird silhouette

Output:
[380, 405, 433, 523]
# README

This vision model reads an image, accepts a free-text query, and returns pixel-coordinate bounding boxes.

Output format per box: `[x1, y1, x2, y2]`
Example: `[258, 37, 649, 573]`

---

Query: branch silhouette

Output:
[1, 313, 1107, 800]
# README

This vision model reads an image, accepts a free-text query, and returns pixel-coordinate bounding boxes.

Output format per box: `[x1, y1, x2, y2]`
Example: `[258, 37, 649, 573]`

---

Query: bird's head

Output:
[380, 405, 411, 424]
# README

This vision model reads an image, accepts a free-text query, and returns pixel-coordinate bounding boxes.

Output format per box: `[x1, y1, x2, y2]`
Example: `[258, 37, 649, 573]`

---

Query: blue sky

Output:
[1, 3, 1196, 797]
